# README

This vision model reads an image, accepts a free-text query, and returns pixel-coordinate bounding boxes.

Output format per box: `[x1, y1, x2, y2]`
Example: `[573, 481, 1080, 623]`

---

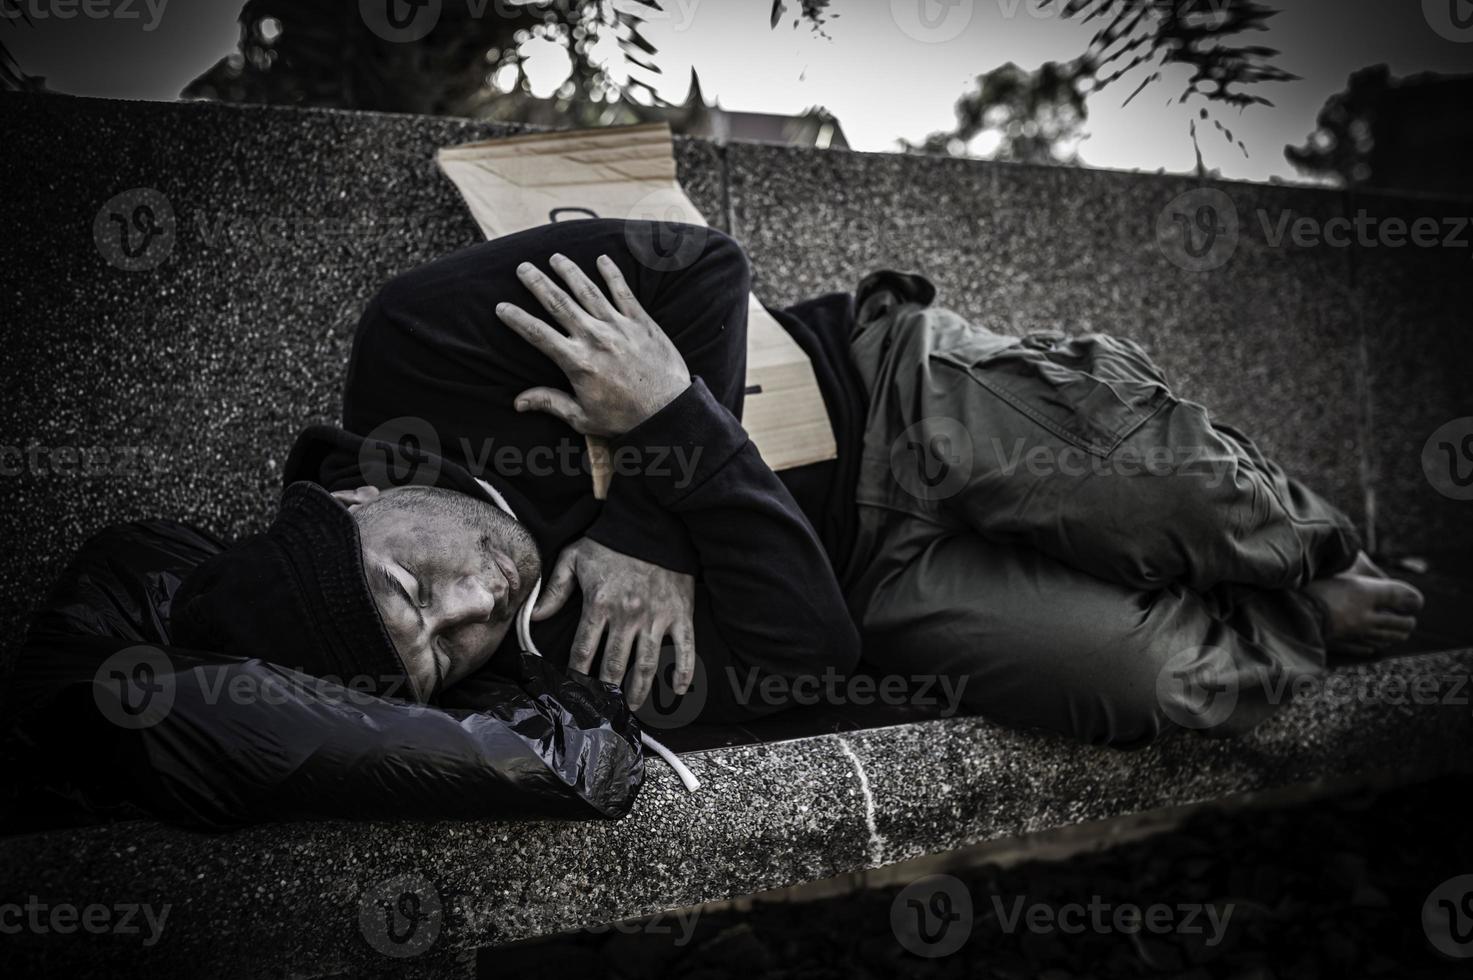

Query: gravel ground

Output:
[489, 774, 1473, 979]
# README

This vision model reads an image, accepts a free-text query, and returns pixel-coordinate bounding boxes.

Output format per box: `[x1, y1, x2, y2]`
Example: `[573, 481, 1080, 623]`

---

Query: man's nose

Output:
[439, 575, 504, 626]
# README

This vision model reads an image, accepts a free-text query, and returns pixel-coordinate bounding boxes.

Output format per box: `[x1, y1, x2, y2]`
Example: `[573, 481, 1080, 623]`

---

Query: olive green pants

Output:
[845, 299, 1362, 746]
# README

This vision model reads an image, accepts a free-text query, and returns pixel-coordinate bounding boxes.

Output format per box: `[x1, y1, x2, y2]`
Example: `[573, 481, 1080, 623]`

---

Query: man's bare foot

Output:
[1302, 568, 1424, 659]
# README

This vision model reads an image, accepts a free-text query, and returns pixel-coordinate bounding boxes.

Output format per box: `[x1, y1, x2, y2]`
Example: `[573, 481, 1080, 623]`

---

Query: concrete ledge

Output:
[2, 649, 1469, 978]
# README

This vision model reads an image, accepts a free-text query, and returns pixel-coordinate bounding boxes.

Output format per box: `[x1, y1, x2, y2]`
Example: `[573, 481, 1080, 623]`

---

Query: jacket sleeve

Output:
[11, 635, 644, 829]
[341, 219, 754, 576]
[604, 377, 861, 689]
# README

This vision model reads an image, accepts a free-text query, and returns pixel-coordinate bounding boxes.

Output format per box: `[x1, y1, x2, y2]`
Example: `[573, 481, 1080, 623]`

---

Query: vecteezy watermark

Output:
[634, 653, 971, 731]
[891, 874, 973, 958]
[94, 188, 176, 272]
[358, 872, 443, 959]
[0, 896, 170, 946]
[360, 416, 705, 491]
[889, 0, 975, 44]
[1424, 875, 1473, 959]
[890, 416, 975, 502]
[0, 0, 168, 31]
[1424, 0, 1473, 43]
[93, 189, 445, 272]
[1156, 187, 1240, 273]
[982, 438, 1235, 488]
[93, 646, 177, 730]
[727, 667, 970, 717]
[1257, 209, 1472, 253]
[1422, 417, 1473, 502]
[583, 909, 701, 946]
[359, 0, 704, 43]
[91, 646, 422, 730]
[623, 190, 713, 274]
[1156, 645, 1242, 731]
[0, 444, 169, 479]
[991, 895, 1235, 946]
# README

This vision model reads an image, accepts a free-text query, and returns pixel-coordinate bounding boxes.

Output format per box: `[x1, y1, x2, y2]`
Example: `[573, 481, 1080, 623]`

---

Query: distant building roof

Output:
[480, 70, 849, 150]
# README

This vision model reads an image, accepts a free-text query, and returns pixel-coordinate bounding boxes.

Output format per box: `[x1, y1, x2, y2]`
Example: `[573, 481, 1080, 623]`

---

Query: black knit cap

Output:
[170, 481, 412, 698]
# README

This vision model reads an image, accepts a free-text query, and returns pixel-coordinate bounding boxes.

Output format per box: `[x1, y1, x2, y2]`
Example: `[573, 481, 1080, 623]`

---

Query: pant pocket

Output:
[938, 334, 1172, 457]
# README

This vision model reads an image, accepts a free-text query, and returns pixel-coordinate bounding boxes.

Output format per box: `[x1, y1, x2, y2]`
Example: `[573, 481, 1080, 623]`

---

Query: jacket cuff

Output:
[611, 377, 751, 508]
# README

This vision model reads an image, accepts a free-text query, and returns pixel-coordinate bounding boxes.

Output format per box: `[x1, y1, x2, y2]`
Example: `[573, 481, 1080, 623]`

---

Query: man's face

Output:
[339, 485, 541, 701]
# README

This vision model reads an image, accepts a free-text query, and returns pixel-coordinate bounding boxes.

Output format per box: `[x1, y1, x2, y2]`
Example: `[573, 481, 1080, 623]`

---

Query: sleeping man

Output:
[169, 218, 1424, 745]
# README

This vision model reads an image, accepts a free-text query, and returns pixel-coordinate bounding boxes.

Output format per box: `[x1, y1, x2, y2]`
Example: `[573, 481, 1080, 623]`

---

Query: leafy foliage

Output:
[1284, 64, 1389, 187]
[1, 10, 45, 92]
[809, 0, 1295, 164]
[183, 0, 665, 117]
[901, 61, 1090, 165]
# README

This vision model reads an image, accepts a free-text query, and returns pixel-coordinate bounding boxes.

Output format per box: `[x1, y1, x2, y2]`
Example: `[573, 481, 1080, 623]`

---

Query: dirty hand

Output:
[496, 253, 691, 438]
[531, 536, 696, 710]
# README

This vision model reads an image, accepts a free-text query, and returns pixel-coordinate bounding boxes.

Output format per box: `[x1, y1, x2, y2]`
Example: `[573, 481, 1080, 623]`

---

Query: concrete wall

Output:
[2, 92, 1470, 679]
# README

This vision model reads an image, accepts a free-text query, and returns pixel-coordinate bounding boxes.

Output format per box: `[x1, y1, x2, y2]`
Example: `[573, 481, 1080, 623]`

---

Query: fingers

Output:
[671, 620, 695, 696]
[517, 260, 591, 334]
[496, 302, 575, 368]
[624, 630, 663, 710]
[599, 622, 638, 688]
[568, 612, 607, 676]
[516, 387, 589, 433]
[550, 253, 617, 321]
[532, 548, 578, 621]
[596, 254, 647, 321]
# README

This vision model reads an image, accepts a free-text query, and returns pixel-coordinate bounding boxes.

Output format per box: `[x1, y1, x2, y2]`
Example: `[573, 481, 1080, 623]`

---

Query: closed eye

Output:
[382, 565, 425, 628]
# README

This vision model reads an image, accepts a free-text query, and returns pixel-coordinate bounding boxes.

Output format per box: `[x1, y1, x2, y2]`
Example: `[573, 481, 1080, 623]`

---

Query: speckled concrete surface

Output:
[0, 648, 1470, 978]
[727, 142, 1370, 537]
[1344, 188, 1473, 556]
[3, 93, 1472, 980]
[0, 93, 724, 681]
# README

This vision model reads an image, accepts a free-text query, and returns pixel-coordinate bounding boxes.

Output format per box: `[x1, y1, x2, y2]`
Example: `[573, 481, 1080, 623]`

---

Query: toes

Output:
[1371, 613, 1418, 635]
[1374, 580, 1425, 615]
[1365, 629, 1410, 648]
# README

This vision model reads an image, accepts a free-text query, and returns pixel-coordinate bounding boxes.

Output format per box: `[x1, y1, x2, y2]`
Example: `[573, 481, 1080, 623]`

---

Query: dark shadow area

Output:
[488, 772, 1473, 979]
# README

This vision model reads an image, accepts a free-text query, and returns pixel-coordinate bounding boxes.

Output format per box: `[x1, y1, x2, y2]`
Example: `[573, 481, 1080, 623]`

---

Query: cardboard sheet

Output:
[436, 124, 837, 495]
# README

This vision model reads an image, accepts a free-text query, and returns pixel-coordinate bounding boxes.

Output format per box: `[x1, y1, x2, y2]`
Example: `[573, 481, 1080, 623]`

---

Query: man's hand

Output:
[496, 253, 691, 438]
[532, 536, 696, 709]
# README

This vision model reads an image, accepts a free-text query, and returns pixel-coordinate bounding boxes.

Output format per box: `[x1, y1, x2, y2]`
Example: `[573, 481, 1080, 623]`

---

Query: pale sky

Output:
[6, 0, 1471, 182]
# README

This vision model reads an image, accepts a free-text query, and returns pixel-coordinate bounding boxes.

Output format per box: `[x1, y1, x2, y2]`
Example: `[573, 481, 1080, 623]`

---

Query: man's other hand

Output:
[531, 536, 695, 709]
[496, 253, 692, 438]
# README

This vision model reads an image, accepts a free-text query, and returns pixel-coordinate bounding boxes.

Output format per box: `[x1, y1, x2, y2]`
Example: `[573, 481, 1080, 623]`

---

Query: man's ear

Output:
[330, 485, 382, 512]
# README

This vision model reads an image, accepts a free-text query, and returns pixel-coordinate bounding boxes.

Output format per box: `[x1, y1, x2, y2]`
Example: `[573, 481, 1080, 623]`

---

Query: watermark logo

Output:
[1423, 874, 1473, 959]
[94, 188, 175, 272]
[623, 191, 711, 273]
[1156, 645, 1240, 731]
[360, 416, 444, 488]
[1422, 417, 1473, 501]
[0, 0, 169, 31]
[0, 897, 171, 946]
[890, 0, 975, 44]
[358, 872, 443, 958]
[890, 417, 974, 501]
[1156, 187, 1239, 273]
[991, 895, 1234, 945]
[360, 0, 441, 43]
[93, 646, 175, 730]
[1424, 0, 1473, 42]
[634, 648, 709, 731]
[891, 874, 972, 958]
